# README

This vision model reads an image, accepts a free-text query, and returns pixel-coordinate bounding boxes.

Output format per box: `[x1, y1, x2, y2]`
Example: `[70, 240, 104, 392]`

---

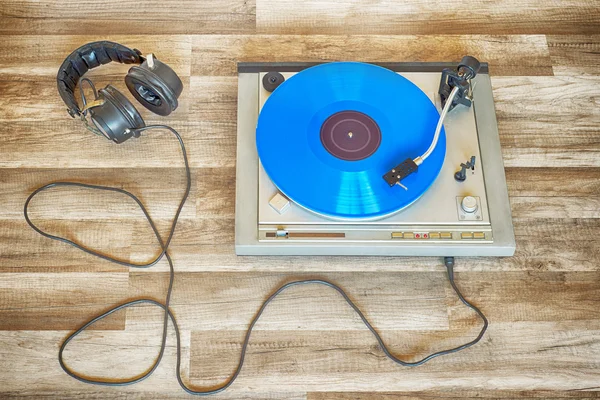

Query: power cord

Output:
[24, 127, 488, 395]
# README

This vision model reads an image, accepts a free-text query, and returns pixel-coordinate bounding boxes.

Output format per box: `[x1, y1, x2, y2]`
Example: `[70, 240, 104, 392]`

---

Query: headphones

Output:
[57, 41, 183, 144]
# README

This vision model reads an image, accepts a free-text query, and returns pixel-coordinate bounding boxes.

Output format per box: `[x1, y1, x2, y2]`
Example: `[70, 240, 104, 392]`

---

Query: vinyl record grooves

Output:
[256, 62, 446, 220]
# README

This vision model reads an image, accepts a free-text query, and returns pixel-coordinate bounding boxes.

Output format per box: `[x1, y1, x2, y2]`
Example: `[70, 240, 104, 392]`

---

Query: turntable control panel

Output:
[259, 227, 492, 243]
[391, 231, 488, 240]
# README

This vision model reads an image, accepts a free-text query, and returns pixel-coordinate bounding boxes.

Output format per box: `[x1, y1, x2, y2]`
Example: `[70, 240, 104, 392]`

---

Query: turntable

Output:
[235, 58, 515, 256]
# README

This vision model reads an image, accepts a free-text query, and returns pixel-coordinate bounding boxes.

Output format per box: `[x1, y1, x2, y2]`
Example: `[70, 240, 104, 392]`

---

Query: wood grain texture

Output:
[308, 392, 600, 399]
[0, 273, 128, 330]
[255, 0, 600, 35]
[1, 2, 600, 398]
[548, 35, 600, 75]
[0, 1, 256, 35]
[187, 321, 600, 391]
[127, 272, 450, 331]
[492, 76, 600, 168]
[192, 35, 553, 76]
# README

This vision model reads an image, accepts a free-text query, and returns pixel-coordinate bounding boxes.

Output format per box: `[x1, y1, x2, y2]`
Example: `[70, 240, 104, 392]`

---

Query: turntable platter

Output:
[256, 62, 445, 220]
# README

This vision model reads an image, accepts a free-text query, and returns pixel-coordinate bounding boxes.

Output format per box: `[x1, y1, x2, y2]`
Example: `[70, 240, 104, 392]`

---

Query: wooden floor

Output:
[1, 1, 600, 399]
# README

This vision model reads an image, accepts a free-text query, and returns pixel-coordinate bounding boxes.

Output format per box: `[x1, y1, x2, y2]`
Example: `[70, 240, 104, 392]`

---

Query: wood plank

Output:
[255, 0, 600, 35]
[512, 218, 600, 241]
[492, 76, 600, 167]
[0, 76, 192, 123]
[189, 322, 600, 390]
[0, 273, 128, 330]
[0, 35, 192, 79]
[0, 329, 201, 397]
[548, 35, 600, 75]
[196, 167, 237, 220]
[189, 76, 238, 122]
[0, 328, 303, 398]
[2, 270, 598, 393]
[0, 168, 195, 220]
[0, 2, 255, 35]
[0, 391, 305, 400]
[58, 327, 191, 382]
[0, 120, 235, 169]
[133, 269, 600, 390]
[192, 35, 553, 76]
[126, 271, 600, 330]
[0, 216, 135, 269]
[126, 272, 450, 331]
[510, 197, 600, 219]
[505, 168, 600, 198]
[0, 219, 129, 273]
[308, 391, 600, 399]
[446, 272, 600, 325]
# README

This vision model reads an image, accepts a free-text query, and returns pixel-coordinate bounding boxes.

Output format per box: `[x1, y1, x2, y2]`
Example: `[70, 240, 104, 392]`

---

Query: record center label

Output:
[320, 110, 381, 161]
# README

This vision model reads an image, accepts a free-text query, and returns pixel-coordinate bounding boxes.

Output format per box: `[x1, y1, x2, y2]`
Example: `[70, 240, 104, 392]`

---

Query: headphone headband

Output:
[57, 41, 143, 117]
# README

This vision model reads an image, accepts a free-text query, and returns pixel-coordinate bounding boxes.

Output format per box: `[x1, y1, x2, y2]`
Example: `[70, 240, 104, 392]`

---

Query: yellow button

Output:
[403, 232, 415, 239]
[391, 232, 403, 239]
[440, 232, 452, 239]
[461, 232, 473, 239]
[429, 232, 440, 239]
[473, 232, 485, 239]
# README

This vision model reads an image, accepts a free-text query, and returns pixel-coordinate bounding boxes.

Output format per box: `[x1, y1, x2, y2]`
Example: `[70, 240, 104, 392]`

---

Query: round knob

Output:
[262, 72, 285, 92]
[458, 56, 481, 79]
[461, 196, 478, 213]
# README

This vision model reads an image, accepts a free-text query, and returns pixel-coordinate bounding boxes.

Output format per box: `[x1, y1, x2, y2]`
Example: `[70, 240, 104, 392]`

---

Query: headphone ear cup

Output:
[125, 55, 183, 116]
[89, 85, 146, 144]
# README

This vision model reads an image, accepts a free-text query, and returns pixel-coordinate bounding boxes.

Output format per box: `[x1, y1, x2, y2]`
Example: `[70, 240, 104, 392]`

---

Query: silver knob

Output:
[461, 196, 478, 213]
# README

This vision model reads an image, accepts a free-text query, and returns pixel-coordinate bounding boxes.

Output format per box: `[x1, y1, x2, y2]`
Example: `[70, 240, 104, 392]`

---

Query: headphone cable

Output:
[23, 126, 488, 395]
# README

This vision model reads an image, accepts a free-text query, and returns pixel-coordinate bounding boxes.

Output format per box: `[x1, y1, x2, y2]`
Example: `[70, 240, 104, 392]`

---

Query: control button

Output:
[461, 196, 478, 213]
[473, 232, 485, 239]
[461, 232, 473, 239]
[403, 232, 415, 239]
[423, 233, 429, 239]
[415, 233, 421, 239]
[391, 232, 403, 239]
[440, 232, 453, 239]
[269, 192, 291, 214]
[429, 232, 441, 239]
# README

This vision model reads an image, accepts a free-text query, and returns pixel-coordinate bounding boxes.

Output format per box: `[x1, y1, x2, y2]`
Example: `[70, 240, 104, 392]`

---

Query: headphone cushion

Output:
[90, 85, 145, 144]
[125, 57, 183, 116]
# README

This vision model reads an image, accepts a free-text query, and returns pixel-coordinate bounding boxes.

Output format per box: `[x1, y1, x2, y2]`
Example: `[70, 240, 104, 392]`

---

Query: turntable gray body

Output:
[235, 62, 515, 256]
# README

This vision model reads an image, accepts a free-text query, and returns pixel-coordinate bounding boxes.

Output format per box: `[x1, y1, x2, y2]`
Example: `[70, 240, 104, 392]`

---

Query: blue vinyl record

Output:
[256, 62, 445, 220]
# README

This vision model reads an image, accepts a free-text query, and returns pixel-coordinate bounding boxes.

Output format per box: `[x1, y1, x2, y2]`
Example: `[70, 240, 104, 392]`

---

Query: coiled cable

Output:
[24, 126, 488, 395]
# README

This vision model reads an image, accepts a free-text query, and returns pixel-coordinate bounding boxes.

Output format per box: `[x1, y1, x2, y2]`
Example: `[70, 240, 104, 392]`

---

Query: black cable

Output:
[24, 127, 488, 395]
[24, 125, 190, 388]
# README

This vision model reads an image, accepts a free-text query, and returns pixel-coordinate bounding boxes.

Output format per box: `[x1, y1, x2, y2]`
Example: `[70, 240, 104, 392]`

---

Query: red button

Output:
[415, 234, 421, 238]
[424, 233, 428, 238]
